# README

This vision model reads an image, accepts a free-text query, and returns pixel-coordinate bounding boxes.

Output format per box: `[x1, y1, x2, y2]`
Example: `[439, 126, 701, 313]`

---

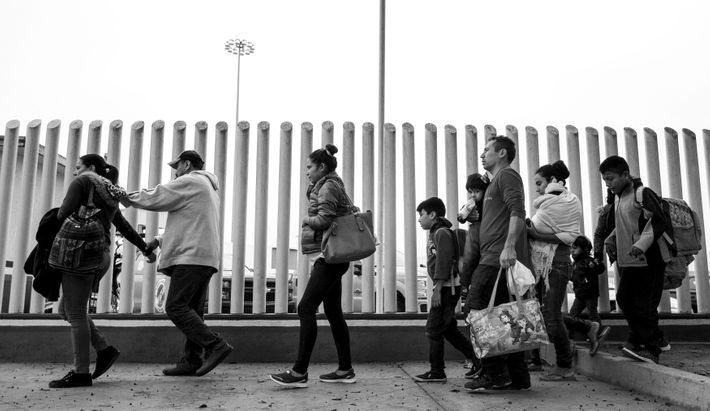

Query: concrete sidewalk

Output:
[0, 362, 687, 411]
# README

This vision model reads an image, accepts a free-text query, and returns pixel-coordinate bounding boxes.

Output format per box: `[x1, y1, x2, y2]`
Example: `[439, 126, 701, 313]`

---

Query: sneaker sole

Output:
[319, 377, 357, 384]
[620, 347, 656, 364]
[660, 344, 671, 352]
[270, 375, 308, 388]
[412, 377, 447, 383]
[195, 346, 233, 377]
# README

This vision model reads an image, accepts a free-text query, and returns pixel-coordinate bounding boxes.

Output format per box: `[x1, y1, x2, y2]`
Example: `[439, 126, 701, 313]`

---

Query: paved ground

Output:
[0, 362, 688, 411]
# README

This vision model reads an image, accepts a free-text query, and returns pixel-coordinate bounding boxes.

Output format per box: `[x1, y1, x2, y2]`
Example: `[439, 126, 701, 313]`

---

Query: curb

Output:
[540, 342, 710, 410]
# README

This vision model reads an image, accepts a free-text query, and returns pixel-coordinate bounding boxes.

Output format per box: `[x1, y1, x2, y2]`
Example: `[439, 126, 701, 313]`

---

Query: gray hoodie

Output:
[122, 170, 221, 273]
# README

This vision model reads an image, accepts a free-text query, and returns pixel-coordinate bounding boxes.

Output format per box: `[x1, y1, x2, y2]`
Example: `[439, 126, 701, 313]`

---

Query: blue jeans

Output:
[59, 272, 109, 374]
[426, 286, 474, 375]
[164, 265, 223, 366]
[539, 261, 573, 368]
[293, 258, 351, 374]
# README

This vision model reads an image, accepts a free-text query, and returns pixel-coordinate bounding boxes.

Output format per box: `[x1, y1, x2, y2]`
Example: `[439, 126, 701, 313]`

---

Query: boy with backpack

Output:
[598, 155, 672, 364]
[413, 197, 476, 383]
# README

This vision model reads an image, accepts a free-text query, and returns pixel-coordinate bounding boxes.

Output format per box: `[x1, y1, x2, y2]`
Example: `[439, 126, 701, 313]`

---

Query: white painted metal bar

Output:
[402, 123, 417, 313]
[296, 122, 312, 306]
[445, 125, 459, 230]
[525, 126, 539, 215]
[424, 123, 437, 310]
[665, 128, 692, 313]
[0, 120, 20, 311]
[120, 121, 144, 316]
[623, 127, 640, 177]
[9, 120, 41, 312]
[465, 125, 478, 175]
[341, 122, 355, 312]
[546, 126, 560, 162]
[644, 128, 671, 313]
[682, 128, 710, 313]
[383, 123, 397, 313]
[231, 121, 250, 313]
[87, 120, 102, 155]
[604, 126, 618, 156]
[566, 125, 584, 233]
[506, 125, 520, 172]
[275, 122, 293, 314]
[194, 121, 208, 164]
[585, 127, 611, 312]
[321, 121, 333, 147]
[252, 122, 270, 314]
[29, 120, 61, 313]
[361, 122, 375, 313]
[208, 121, 228, 314]
[96, 120, 122, 313]
[141, 120, 164, 313]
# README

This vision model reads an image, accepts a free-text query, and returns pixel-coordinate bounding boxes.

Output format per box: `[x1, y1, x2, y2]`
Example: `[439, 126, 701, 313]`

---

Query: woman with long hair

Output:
[270, 144, 356, 388]
[48, 154, 155, 388]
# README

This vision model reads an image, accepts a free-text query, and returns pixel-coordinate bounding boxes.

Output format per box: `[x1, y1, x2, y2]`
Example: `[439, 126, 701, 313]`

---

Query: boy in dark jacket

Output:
[413, 197, 475, 383]
[599, 155, 671, 364]
[563, 235, 611, 356]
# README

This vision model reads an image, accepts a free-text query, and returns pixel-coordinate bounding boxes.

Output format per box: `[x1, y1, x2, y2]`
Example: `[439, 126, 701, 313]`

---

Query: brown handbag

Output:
[321, 184, 376, 264]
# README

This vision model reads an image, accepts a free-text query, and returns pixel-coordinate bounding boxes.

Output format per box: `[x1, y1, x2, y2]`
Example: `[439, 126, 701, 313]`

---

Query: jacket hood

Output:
[192, 170, 219, 191]
[431, 217, 453, 231]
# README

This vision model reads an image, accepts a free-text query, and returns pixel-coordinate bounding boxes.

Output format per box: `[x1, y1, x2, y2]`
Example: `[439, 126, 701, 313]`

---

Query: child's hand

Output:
[628, 246, 644, 257]
[431, 288, 442, 308]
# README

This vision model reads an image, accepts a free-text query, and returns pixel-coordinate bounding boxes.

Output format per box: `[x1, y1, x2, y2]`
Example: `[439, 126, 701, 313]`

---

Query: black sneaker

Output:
[620, 346, 659, 364]
[464, 366, 482, 379]
[162, 359, 201, 376]
[270, 370, 308, 388]
[658, 337, 671, 352]
[464, 374, 511, 391]
[93, 346, 120, 379]
[195, 342, 234, 376]
[319, 368, 357, 383]
[412, 371, 447, 383]
[49, 371, 92, 388]
[492, 381, 531, 391]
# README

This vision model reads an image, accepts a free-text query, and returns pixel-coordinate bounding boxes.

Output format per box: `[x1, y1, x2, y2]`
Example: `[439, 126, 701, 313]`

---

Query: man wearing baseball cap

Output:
[121, 149, 233, 377]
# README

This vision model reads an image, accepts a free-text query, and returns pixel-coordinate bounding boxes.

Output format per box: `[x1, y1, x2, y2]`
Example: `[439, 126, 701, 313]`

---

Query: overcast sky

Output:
[1, 0, 709, 257]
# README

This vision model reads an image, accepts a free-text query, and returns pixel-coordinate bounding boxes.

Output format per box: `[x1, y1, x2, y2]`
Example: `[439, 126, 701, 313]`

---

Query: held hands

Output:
[142, 239, 159, 263]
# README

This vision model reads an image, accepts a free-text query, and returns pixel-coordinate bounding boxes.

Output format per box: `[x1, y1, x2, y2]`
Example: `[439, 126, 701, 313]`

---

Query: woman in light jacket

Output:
[48, 154, 154, 388]
[270, 144, 356, 388]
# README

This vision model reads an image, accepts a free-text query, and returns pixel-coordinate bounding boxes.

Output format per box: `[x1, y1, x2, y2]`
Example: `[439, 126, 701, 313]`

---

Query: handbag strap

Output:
[487, 267, 505, 311]
[326, 178, 357, 212]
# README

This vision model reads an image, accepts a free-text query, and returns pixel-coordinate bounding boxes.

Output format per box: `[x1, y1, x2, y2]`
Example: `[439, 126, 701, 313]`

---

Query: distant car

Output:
[351, 261, 429, 313]
[113, 238, 296, 314]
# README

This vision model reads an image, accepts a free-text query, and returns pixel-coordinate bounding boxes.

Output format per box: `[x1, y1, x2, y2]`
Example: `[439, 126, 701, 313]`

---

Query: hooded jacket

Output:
[122, 170, 221, 273]
[300, 172, 350, 255]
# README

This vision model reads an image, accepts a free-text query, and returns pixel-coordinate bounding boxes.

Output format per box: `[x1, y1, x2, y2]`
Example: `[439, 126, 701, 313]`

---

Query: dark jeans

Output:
[59, 272, 109, 374]
[293, 258, 351, 374]
[565, 297, 599, 337]
[617, 263, 666, 356]
[426, 286, 474, 375]
[465, 264, 530, 387]
[164, 265, 222, 366]
[569, 296, 600, 323]
[538, 261, 573, 368]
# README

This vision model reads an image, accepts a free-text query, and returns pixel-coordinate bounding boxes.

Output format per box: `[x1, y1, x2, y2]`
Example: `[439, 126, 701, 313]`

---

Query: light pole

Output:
[224, 37, 255, 126]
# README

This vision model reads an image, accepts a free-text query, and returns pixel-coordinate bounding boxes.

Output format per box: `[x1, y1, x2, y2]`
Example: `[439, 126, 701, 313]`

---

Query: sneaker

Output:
[526, 362, 544, 372]
[464, 374, 512, 391]
[319, 369, 357, 384]
[49, 371, 92, 388]
[620, 346, 659, 364]
[590, 326, 611, 356]
[270, 370, 308, 388]
[465, 367, 482, 379]
[412, 371, 447, 383]
[658, 337, 671, 352]
[93, 346, 120, 379]
[162, 359, 200, 376]
[195, 342, 234, 376]
[539, 366, 576, 381]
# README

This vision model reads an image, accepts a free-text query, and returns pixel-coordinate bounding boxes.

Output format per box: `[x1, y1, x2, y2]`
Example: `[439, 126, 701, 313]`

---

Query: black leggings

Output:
[293, 258, 351, 374]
